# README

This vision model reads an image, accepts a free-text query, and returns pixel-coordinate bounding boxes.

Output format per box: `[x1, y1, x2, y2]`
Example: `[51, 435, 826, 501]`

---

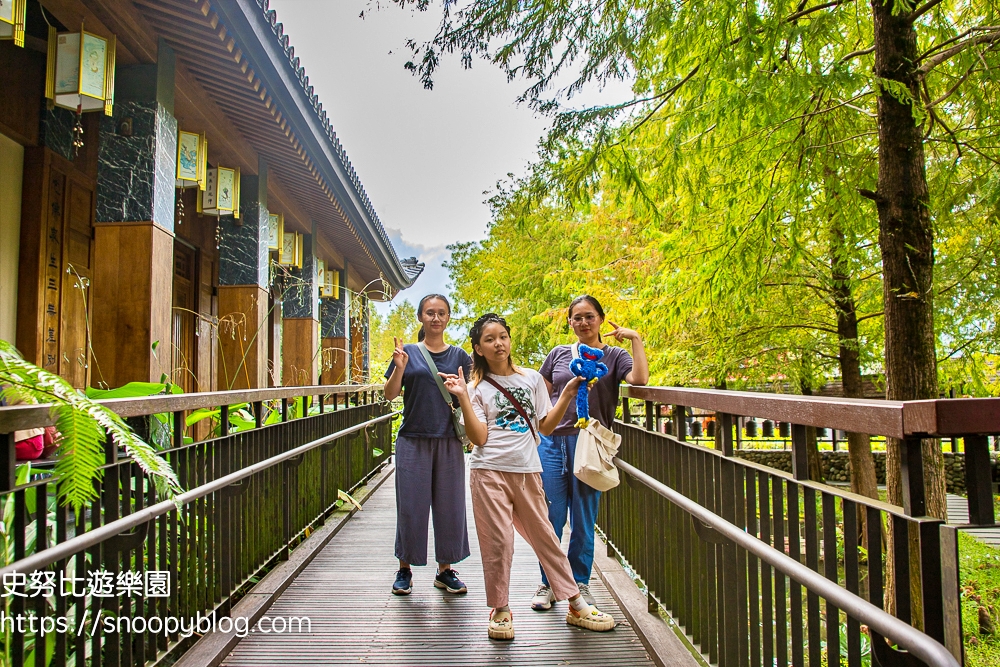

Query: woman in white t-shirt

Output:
[439, 313, 616, 640]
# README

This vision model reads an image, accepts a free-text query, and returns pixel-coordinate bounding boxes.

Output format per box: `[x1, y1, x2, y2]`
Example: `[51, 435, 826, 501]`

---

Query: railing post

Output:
[718, 413, 733, 456]
[674, 405, 688, 441]
[253, 401, 263, 428]
[281, 398, 289, 422]
[1, 432, 16, 492]
[645, 400, 655, 431]
[220, 404, 230, 437]
[621, 396, 630, 424]
[964, 434, 996, 525]
[899, 436, 926, 517]
[791, 424, 809, 480]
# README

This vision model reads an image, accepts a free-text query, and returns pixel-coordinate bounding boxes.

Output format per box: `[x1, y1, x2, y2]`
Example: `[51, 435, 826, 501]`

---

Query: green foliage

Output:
[960, 531, 1000, 666]
[411, 0, 1000, 394]
[0, 341, 181, 513]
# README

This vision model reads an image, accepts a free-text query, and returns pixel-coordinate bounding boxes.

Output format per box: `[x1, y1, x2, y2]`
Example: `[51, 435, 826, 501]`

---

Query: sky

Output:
[272, 0, 631, 312]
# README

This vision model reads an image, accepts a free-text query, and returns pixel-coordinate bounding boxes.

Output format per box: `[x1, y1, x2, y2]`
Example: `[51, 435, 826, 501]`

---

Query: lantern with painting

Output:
[0, 0, 27, 47]
[267, 213, 284, 252]
[45, 26, 116, 116]
[176, 131, 208, 190]
[201, 166, 240, 218]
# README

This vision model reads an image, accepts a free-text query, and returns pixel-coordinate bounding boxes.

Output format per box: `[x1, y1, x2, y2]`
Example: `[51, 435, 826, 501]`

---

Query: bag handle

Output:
[417, 342, 457, 409]
[481, 375, 537, 441]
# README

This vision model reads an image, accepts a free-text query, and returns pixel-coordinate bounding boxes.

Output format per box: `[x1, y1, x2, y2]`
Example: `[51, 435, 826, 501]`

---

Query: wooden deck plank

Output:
[222, 468, 654, 666]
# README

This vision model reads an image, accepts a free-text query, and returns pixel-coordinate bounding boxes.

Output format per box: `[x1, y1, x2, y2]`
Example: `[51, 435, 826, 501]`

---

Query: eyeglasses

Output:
[570, 314, 599, 323]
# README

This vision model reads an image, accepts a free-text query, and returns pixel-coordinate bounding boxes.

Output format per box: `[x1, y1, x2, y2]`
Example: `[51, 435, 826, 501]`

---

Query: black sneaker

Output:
[434, 568, 468, 594]
[392, 568, 412, 595]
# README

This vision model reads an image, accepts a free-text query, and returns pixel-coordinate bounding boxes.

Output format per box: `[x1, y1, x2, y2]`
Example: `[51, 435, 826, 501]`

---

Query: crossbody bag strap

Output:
[481, 376, 537, 441]
[417, 342, 456, 409]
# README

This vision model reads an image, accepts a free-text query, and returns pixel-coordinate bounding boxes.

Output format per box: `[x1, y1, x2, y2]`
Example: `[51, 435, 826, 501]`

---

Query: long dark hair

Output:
[469, 313, 517, 383]
[416, 294, 450, 342]
[568, 294, 605, 342]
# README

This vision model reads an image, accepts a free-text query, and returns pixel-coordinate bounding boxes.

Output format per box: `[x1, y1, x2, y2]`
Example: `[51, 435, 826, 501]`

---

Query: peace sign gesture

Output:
[392, 336, 409, 370]
[607, 320, 640, 343]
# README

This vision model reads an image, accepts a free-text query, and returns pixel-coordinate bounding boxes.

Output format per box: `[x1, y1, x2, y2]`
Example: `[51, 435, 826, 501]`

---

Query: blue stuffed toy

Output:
[570, 344, 608, 428]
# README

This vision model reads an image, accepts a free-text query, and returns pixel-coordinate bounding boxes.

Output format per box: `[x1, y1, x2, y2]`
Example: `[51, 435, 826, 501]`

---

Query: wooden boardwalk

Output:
[946, 493, 1000, 548]
[222, 468, 655, 667]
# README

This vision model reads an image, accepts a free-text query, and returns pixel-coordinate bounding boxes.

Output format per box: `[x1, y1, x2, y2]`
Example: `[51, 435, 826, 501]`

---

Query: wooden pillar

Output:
[89, 43, 177, 387]
[319, 264, 348, 385]
[281, 230, 319, 385]
[217, 158, 270, 388]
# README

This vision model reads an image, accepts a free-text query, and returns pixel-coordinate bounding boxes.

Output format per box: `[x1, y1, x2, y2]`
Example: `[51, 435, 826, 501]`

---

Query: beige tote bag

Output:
[573, 418, 622, 492]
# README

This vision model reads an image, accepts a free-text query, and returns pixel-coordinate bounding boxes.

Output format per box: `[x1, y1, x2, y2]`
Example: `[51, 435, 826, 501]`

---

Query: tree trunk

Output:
[828, 218, 881, 541]
[871, 1, 948, 624]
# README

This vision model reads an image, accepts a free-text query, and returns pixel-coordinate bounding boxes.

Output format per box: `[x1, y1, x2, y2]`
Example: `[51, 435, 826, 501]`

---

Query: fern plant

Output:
[0, 340, 181, 513]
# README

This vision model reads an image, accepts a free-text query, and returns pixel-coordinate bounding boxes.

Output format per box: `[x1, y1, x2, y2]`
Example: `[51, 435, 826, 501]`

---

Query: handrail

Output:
[613, 457, 961, 667]
[0, 383, 383, 432]
[0, 409, 399, 577]
[622, 385, 1000, 438]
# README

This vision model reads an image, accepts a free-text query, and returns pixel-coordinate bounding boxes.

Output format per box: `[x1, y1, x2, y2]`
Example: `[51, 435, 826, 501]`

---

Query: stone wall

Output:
[734, 449, 1000, 495]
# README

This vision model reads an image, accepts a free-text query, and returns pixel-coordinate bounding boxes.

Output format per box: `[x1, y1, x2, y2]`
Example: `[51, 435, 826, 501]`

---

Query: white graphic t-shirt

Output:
[468, 369, 551, 473]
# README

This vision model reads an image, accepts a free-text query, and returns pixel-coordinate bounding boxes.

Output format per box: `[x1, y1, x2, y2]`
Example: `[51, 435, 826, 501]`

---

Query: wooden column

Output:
[319, 265, 348, 385]
[281, 230, 319, 386]
[90, 42, 177, 388]
[218, 159, 271, 388]
[217, 285, 270, 390]
[90, 222, 173, 386]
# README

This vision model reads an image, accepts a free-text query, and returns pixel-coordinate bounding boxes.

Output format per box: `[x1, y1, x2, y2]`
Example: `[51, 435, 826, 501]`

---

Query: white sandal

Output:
[489, 608, 515, 640]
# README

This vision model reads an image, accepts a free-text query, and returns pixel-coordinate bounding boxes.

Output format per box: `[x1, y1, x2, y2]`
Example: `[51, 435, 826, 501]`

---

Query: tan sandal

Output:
[566, 605, 616, 631]
[489, 609, 515, 640]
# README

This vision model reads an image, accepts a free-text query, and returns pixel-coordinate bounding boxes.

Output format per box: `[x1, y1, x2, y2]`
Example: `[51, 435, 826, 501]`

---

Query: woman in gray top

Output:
[532, 295, 649, 610]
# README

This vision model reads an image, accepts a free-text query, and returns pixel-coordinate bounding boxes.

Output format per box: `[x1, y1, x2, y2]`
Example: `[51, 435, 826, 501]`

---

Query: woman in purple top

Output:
[531, 295, 649, 610]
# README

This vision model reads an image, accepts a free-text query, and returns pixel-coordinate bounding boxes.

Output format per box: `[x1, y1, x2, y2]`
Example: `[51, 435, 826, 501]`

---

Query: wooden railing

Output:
[600, 386, 999, 667]
[0, 384, 393, 667]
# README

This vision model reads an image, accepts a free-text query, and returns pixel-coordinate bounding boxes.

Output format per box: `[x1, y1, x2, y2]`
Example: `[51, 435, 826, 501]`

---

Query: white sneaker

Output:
[577, 583, 596, 606]
[531, 584, 555, 610]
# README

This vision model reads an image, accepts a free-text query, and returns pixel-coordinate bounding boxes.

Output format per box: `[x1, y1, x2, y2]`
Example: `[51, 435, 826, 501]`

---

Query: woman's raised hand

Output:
[439, 366, 468, 399]
[392, 336, 409, 369]
[607, 320, 640, 343]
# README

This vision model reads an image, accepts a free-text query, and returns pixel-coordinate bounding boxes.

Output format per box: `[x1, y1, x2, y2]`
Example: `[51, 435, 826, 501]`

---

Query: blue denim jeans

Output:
[537, 433, 602, 585]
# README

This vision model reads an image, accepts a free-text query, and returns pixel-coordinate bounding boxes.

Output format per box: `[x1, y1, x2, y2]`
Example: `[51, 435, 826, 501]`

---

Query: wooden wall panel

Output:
[282, 318, 318, 386]
[217, 285, 269, 390]
[320, 336, 348, 386]
[90, 222, 173, 388]
[0, 42, 45, 147]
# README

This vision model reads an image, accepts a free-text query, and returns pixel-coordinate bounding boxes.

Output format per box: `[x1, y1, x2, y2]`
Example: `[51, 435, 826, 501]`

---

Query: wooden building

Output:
[0, 0, 422, 392]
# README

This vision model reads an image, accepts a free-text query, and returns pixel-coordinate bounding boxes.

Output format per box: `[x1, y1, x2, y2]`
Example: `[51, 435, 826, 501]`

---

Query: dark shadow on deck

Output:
[221, 467, 655, 666]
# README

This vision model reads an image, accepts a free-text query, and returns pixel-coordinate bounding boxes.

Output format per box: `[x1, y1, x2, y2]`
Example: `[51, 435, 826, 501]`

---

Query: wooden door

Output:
[17, 148, 95, 389]
[172, 243, 197, 392]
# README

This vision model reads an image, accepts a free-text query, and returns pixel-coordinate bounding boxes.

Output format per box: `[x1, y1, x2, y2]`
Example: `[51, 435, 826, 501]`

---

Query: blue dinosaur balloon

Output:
[570, 344, 608, 428]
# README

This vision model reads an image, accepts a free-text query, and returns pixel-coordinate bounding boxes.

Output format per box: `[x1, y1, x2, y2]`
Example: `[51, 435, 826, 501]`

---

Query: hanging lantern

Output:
[690, 420, 703, 438]
[267, 212, 284, 252]
[176, 131, 207, 189]
[320, 262, 339, 297]
[0, 0, 27, 47]
[279, 231, 302, 268]
[201, 166, 240, 218]
[706, 420, 715, 437]
[45, 25, 116, 116]
[745, 419, 758, 438]
[778, 421, 791, 438]
[762, 419, 775, 438]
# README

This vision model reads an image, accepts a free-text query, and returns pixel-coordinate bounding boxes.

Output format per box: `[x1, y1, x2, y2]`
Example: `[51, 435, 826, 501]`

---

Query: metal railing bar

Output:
[0, 383, 384, 432]
[613, 457, 961, 667]
[0, 410, 399, 577]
